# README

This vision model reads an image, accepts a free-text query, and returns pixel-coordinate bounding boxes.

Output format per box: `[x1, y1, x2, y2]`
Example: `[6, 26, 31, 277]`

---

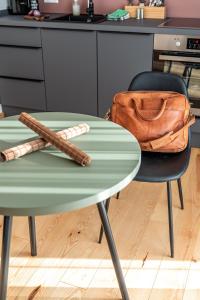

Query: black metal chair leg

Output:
[97, 202, 129, 300]
[167, 61, 172, 73]
[28, 216, 37, 256]
[116, 192, 120, 199]
[177, 178, 184, 210]
[167, 181, 174, 258]
[0, 216, 13, 300]
[98, 198, 111, 244]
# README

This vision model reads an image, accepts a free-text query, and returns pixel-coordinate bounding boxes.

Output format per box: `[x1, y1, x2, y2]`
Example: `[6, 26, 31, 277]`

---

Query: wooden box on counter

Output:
[124, 5, 166, 19]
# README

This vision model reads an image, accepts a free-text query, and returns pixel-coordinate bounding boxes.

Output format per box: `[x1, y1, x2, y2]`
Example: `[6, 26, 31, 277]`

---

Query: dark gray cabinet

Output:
[0, 26, 46, 116]
[191, 117, 200, 147]
[97, 32, 154, 116]
[41, 29, 97, 116]
[0, 26, 154, 118]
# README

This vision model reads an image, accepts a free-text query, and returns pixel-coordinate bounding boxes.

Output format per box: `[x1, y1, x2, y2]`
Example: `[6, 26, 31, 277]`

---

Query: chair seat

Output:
[135, 147, 191, 183]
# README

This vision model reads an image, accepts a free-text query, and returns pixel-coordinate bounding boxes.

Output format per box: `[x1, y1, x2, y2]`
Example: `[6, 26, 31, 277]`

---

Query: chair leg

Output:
[116, 192, 120, 199]
[177, 178, 184, 210]
[98, 198, 111, 244]
[0, 216, 13, 300]
[28, 216, 37, 257]
[167, 181, 174, 258]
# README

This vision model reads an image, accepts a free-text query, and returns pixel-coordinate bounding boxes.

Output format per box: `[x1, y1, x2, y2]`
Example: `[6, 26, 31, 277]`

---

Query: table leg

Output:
[28, 216, 37, 256]
[0, 216, 13, 300]
[98, 198, 111, 244]
[97, 202, 129, 300]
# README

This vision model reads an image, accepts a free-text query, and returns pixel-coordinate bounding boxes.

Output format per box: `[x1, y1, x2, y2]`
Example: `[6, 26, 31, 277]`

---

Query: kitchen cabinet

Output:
[0, 26, 46, 116]
[97, 32, 154, 116]
[41, 29, 97, 116]
[0, 26, 154, 118]
[191, 117, 200, 147]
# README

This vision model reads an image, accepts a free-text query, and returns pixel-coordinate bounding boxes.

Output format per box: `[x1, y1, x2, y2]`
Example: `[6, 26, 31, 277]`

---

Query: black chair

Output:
[99, 71, 192, 258]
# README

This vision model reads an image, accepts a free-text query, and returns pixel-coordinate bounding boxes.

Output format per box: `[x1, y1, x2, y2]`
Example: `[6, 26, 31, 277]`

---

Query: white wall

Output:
[0, 0, 7, 10]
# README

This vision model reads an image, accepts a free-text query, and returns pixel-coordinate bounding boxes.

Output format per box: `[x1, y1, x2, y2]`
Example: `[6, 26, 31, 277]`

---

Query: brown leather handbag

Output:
[111, 91, 195, 152]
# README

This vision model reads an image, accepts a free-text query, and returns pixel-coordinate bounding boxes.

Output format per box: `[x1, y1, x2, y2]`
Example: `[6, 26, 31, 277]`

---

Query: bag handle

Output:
[141, 115, 195, 150]
[132, 98, 167, 121]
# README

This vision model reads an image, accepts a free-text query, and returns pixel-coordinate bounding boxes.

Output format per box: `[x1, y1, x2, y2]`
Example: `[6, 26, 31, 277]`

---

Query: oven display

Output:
[187, 38, 200, 50]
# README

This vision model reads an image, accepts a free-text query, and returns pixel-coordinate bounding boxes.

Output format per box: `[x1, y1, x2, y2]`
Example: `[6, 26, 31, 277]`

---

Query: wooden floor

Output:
[1, 148, 200, 299]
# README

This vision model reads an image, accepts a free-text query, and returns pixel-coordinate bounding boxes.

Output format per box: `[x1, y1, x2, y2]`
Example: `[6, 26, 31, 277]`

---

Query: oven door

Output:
[153, 50, 200, 116]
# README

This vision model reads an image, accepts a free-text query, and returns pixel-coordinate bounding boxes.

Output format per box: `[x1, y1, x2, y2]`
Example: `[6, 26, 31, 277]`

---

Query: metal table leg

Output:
[0, 216, 13, 300]
[97, 202, 130, 300]
[98, 198, 111, 244]
[28, 216, 37, 256]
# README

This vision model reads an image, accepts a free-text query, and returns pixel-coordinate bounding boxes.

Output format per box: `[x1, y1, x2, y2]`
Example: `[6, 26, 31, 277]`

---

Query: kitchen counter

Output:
[0, 14, 200, 35]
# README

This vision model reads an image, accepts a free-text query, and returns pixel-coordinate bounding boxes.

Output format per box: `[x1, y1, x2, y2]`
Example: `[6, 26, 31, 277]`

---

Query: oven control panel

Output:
[154, 34, 200, 53]
[187, 38, 200, 50]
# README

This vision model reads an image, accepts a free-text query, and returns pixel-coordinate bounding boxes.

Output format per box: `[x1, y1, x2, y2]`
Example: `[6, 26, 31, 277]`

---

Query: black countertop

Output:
[159, 18, 200, 29]
[0, 14, 200, 35]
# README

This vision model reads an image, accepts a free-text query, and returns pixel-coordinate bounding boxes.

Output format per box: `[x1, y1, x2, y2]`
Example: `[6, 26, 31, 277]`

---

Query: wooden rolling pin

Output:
[19, 113, 91, 166]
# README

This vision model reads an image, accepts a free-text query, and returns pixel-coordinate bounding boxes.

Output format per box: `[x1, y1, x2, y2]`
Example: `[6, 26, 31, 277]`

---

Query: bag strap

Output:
[141, 115, 195, 150]
[132, 98, 167, 121]
[104, 108, 111, 120]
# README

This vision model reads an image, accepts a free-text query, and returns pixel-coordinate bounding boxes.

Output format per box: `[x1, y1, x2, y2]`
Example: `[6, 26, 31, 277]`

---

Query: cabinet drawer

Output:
[0, 78, 46, 110]
[0, 27, 41, 47]
[0, 47, 44, 80]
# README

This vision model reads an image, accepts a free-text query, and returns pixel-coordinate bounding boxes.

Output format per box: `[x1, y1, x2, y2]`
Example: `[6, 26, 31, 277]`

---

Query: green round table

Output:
[0, 112, 141, 300]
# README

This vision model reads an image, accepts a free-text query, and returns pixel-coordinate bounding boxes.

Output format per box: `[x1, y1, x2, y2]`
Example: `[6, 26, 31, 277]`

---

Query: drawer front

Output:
[0, 27, 41, 47]
[0, 47, 44, 80]
[0, 78, 46, 110]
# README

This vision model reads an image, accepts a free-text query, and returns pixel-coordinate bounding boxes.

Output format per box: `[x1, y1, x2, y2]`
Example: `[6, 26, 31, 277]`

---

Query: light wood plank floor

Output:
[1, 148, 200, 299]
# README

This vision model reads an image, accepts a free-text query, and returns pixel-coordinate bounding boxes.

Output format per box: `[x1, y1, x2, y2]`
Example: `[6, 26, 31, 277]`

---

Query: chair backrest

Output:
[128, 71, 191, 149]
[128, 71, 188, 97]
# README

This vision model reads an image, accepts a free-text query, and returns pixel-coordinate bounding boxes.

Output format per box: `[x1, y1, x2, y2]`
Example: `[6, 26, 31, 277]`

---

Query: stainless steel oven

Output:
[153, 34, 200, 116]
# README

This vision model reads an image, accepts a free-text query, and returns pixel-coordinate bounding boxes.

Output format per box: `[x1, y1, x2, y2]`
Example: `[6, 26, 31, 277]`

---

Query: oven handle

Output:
[159, 54, 200, 63]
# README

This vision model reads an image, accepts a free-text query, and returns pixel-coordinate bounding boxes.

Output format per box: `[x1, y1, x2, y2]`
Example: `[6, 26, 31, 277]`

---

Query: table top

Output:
[0, 112, 141, 216]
